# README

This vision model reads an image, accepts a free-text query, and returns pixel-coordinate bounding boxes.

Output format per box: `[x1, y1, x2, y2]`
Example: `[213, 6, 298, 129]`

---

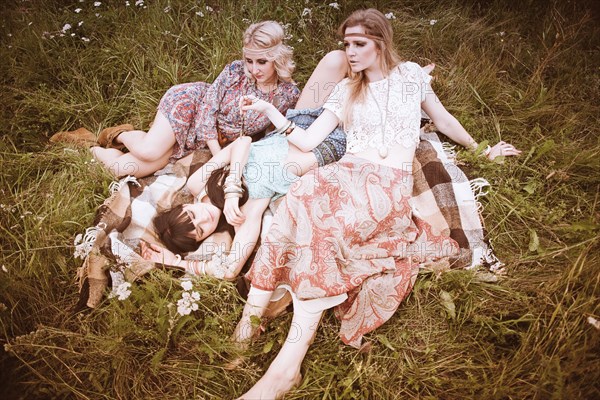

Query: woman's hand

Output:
[487, 141, 522, 160]
[239, 95, 272, 114]
[140, 241, 178, 265]
[224, 197, 246, 227]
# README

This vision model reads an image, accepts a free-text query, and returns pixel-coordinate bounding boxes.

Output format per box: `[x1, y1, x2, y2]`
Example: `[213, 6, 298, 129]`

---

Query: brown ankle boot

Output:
[97, 124, 134, 150]
[49, 127, 97, 147]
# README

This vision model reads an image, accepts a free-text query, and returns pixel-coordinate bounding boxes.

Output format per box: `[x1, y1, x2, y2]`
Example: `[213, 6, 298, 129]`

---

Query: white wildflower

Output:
[71, 33, 76, 37]
[125, 1, 130, 6]
[297, 38, 303, 42]
[430, 19, 438, 25]
[75, 8, 82, 13]
[177, 303, 191, 316]
[164, 6, 171, 13]
[328, 2, 340, 9]
[176, 288, 201, 316]
[95, 13, 100, 17]
[115, 282, 132, 300]
[181, 280, 193, 291]
[301, 8, 311, 18]
[499, 31, 505, 36]
[588, 316, 600, 330]
[62, 23, 72, 32]
[94, 1, 101, 6]
[195, 11, 204, 17]
[78, 21, 84, 26]
[135, 0, 144, 7]
[205, 6, 213, 12]
[385, 12, 396, 20]
[81, 37, 90, 42]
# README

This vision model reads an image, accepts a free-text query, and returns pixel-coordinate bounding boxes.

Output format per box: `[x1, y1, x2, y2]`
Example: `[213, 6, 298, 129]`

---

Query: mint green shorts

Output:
[243, 134, 299, 200]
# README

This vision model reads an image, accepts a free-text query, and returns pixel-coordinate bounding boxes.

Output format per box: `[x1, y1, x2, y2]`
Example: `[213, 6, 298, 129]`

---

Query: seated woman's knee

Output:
[320, 50, 347, 72]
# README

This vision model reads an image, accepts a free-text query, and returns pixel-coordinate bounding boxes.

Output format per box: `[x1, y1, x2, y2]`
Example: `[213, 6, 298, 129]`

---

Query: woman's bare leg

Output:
[91, 146, 172, 178]
[115, 111, 177, 161]
[237, 310, 323, 400]
[296, 50, 348, 109]
[233, 286, 274, 342]
[91, 111, 177, 178]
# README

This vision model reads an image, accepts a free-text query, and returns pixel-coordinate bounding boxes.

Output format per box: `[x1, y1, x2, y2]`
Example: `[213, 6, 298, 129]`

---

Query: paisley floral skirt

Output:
[158, 82, 210, 161]
[247, 154, 459, 347]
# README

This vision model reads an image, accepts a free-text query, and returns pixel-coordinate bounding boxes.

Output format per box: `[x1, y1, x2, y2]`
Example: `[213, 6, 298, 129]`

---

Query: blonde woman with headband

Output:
[90, 21, 300, 178]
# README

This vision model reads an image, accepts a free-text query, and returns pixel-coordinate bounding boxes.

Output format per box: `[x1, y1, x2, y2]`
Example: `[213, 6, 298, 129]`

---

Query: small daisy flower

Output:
[385, 12, 396, 20]
[430, 19, 438, 25]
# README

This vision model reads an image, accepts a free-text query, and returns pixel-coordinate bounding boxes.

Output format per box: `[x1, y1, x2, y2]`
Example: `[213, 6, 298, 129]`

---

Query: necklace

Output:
[368, 78, 392, 158]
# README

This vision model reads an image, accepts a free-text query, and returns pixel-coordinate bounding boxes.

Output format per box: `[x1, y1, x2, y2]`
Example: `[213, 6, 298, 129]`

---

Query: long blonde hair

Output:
[338, 9, 402, 127]
[242, 21, 295, 83]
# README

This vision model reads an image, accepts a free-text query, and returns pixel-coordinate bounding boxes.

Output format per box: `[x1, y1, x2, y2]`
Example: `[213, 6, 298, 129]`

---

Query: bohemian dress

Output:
[247, 62, 459, 348]
[157, 60, 300, 161]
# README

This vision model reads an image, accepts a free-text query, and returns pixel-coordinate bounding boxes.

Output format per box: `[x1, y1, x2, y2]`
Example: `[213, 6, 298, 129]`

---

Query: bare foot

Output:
[237, 371, 302, 400]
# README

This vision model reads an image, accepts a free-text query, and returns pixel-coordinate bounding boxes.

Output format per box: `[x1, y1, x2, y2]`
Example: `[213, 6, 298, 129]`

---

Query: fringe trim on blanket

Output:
[469, 178, 490, 200]
[441, 142, 457, 160]
[73, 222, 107, 259]
[470, 177, 491, 216]
[108, 175, 140, 194]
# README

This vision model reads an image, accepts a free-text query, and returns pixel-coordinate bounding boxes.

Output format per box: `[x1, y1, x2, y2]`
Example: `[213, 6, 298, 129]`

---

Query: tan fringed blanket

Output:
[73, 131, 500, 311]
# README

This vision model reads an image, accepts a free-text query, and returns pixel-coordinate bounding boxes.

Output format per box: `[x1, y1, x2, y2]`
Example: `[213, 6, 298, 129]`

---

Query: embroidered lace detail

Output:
[324, 61, 431, 154]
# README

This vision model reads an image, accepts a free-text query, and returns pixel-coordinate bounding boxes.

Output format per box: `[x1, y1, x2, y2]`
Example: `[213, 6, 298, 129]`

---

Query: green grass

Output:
[1, 0, 599, 398]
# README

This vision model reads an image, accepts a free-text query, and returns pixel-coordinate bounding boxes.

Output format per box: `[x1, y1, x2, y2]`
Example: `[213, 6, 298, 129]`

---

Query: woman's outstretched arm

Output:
[421, 88, 522, 159]
[240, 97, 339, 152]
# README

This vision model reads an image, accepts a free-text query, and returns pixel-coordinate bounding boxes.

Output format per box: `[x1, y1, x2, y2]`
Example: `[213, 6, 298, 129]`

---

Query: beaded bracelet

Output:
[273, 120, 292, 135]
[172, 254, 182, 266]
[284, 121, 297, 136]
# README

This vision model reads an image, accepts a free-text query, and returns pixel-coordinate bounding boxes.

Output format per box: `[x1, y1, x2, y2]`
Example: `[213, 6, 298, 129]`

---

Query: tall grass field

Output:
[1, 0, 598, 398]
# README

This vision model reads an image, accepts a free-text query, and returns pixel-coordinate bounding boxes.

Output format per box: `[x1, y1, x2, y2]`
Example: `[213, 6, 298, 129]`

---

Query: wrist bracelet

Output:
[483, 145, 492, 157]
[274, 120, 292, 135]
[284, 121, 297, 136]
[173, 254, 182, 266]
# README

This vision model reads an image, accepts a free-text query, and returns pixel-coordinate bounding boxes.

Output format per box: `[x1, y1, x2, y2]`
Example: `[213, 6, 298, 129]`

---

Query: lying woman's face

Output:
[182, 203, 222, 241]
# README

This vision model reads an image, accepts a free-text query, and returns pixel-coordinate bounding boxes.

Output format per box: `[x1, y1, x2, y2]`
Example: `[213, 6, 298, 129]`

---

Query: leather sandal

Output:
[49, 127, 97, 147]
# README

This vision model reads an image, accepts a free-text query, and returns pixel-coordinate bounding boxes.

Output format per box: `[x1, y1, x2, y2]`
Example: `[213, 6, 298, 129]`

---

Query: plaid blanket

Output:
[74, 131, 500, 310]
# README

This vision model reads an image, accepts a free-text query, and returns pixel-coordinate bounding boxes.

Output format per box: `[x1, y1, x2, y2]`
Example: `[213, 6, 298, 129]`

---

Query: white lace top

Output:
[323, 61, 432, 154]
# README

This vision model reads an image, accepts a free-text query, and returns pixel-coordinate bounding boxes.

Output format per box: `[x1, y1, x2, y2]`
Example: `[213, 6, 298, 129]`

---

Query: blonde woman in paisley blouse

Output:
[90, 21, 300, 178]
[233, 9, 521, 399]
